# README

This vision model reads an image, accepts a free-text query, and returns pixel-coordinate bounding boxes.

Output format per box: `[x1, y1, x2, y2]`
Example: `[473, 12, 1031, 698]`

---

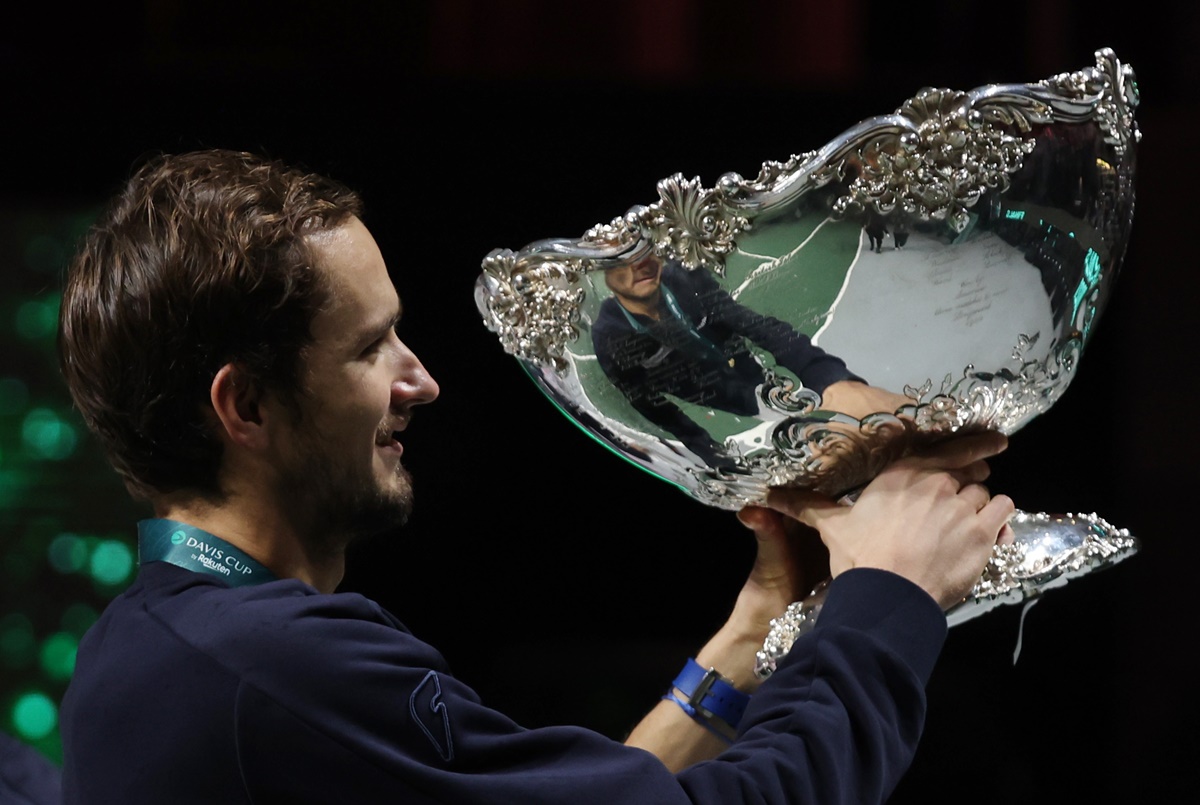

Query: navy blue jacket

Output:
[60, 562, 944, 804]
[592, 264, 859, 466]
[0, 732, 60, 805]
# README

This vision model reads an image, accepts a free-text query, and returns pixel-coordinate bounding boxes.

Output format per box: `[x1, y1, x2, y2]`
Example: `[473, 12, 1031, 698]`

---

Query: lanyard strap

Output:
[137, 519, 277, 587]
[619, 282, 728, 366]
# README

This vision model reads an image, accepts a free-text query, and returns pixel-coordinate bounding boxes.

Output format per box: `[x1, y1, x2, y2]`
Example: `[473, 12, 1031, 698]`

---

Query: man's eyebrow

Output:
[362, 306, 402, 345]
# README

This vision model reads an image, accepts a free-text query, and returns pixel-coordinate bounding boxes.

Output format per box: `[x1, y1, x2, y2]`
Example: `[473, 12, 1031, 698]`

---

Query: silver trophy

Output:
[475, 49, 1140, 674]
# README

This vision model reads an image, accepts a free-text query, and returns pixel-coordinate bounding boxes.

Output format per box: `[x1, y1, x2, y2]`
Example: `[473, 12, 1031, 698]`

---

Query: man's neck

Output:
[155, 495, 345, 593]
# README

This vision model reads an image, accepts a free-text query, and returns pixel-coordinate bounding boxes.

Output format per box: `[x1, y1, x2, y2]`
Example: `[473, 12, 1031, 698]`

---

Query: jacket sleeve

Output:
[0, 732, 61, 805]
[677, 569, 945, 804]
[232, 569, 944, 804]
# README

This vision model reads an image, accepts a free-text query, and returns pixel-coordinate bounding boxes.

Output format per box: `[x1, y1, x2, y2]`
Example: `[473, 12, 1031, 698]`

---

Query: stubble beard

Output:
[278, 435, 415, 557]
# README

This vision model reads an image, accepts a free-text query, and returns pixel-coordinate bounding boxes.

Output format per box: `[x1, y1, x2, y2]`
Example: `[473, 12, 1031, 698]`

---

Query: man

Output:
[592, 253, 901, 468]
[865, 213, 888, 253]
[57, 150, 1013, 803]
[0, 732, 60, 805]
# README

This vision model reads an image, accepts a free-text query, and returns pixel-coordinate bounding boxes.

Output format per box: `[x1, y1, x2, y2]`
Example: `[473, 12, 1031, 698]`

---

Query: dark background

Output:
[2, 1, 1195, 801]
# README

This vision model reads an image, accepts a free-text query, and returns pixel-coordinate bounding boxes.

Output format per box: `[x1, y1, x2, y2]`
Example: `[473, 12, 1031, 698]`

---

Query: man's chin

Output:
[340, 492, 412, 547]
[304, 475, 415, 551]
[361, 476, 415, 530]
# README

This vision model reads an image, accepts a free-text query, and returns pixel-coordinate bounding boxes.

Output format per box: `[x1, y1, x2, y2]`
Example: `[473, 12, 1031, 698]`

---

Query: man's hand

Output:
[767, 432, 1015, 610]
[626, 433, 1011, 769]
[726, 506, 828, 642]
[625, 502, 830, 768]
[676, 507, 828, 694]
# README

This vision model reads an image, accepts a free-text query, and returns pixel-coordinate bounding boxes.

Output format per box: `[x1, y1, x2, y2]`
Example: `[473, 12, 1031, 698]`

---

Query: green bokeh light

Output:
[0, 614, 36, 668]
[39, 632, 78, 680]
[2, 208, 135, 763]
[21, 407, 78, 460]
[48, 533, 89, 574]
[11, 692, 57, 740]
[15, 296, 60, 341]
[90, 539, 134, 586]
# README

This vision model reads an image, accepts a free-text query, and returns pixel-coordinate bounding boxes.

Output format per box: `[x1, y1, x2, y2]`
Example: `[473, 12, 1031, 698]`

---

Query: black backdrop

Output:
[4, 2, 1196, 801]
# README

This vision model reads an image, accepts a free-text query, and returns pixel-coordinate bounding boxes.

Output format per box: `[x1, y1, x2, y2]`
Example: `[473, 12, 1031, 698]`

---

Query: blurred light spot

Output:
[39, 632, 78, 680]
[21, 408, 78, 460]
[12, 692, 57, 740]
[15, 297, 60, 340]
[0, 377, 30, 416]
[90, 539, 134, 586]
[0, 614, 36, 668]
[60, 603, 98, 637]
[48, 533, 89, 574]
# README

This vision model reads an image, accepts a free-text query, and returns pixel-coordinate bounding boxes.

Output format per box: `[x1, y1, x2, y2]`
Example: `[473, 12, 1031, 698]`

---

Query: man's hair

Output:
[59, 149, 363, 501]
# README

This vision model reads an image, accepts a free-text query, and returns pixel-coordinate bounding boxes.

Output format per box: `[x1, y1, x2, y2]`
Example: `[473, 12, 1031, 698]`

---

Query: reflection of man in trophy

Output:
[592, 253, 902, 468]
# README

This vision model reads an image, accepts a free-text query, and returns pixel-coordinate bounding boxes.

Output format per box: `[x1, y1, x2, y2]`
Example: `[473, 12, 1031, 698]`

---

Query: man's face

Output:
[604, 255, 662, 303]
[269, 217, 439, 547]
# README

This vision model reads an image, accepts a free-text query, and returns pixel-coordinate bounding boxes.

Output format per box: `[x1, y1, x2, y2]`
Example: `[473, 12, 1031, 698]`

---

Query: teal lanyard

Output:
[138, 518, 277, 587]
[619, 283, 728, 366]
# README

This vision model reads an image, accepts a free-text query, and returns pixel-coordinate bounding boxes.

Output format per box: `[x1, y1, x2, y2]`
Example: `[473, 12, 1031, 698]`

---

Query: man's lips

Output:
[376, 424, 406, 455]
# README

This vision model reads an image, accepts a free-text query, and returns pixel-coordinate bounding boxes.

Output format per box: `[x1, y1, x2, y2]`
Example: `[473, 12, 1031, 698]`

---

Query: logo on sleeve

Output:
[410, 671, 454, 761]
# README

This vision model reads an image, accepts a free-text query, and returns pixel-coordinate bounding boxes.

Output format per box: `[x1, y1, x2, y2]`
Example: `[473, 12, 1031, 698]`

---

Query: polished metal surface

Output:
[477, 49, 1141, 627]
[478, 49, 1138, 509]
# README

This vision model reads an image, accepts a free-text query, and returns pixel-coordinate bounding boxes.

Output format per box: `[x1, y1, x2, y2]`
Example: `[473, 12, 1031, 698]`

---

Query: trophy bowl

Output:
[476, 49, 1140, 644]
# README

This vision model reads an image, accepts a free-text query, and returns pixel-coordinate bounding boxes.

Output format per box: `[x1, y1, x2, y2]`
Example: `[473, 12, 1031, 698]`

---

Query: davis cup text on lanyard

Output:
[137, 519, 277, 587]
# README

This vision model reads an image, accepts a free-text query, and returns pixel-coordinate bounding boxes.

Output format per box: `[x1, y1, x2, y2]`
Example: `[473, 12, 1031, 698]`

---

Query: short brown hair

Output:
[59, 149, 363, 500]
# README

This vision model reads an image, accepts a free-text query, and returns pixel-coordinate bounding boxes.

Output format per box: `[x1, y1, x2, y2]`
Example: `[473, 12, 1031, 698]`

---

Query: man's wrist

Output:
[694, 626, 766, 692]
[663, 658, 751, 742]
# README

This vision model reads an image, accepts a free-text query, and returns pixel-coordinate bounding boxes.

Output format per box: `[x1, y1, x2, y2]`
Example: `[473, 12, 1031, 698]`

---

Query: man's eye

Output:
[361, 337, 386, 358]
[363, 325, 400, 357]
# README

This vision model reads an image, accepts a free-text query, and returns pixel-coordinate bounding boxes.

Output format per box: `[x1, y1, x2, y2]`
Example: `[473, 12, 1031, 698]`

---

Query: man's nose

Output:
[392, 344, 439, 408]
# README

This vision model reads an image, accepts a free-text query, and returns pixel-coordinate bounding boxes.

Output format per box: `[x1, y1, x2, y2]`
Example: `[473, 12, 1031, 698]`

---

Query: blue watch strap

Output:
[662, 691, 733, 743]
[670, 657, 750, 730]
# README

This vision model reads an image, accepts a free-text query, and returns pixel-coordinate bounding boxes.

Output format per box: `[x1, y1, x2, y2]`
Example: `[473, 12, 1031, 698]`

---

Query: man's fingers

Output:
[957, 482, 991, 513]
[909, 431, 1008, 471]
[978, 494, 1016, 539]
[738, 506, 786, 545]
[943, 459, 991, 489]
[765, 487, 841, 529]
[738, 506, 792, 567]
[736, 505, 773, 531]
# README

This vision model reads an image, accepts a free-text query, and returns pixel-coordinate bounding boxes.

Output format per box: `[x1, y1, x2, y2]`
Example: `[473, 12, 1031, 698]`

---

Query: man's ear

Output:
[210, 364, 268, 448]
